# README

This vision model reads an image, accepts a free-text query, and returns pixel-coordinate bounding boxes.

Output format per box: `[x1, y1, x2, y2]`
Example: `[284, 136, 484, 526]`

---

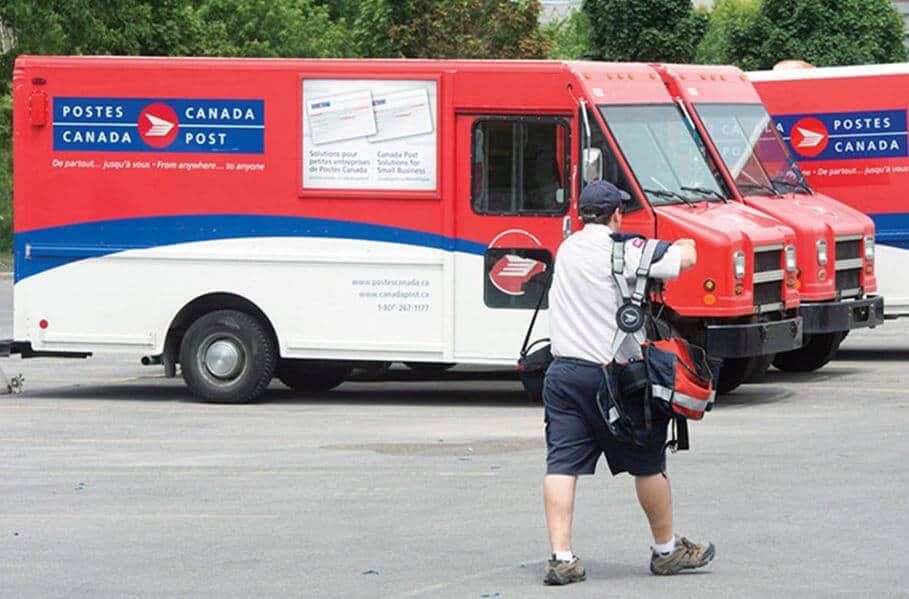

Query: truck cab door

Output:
[452, 113, 575, 362]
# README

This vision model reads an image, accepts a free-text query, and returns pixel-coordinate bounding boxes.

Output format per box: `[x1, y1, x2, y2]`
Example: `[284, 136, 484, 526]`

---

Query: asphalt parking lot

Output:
[1, 278, 907, 598]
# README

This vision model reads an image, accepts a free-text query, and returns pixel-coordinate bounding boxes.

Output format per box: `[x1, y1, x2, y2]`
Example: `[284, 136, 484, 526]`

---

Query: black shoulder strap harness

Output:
[603, 234, 689, 452]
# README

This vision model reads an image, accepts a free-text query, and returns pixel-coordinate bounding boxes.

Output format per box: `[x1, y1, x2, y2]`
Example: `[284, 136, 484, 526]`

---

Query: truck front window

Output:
[695, 103, 811, 196]
[599, 104, 727, 206]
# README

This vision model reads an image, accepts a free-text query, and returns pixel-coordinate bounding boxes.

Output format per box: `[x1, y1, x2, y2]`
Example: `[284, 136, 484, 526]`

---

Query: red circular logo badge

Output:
[790, 117, 828, 158]
[137, 103, 179, 148]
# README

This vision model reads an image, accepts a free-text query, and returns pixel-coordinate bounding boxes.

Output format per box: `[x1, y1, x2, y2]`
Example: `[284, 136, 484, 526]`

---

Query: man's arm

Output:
[673, 238, 697, 272]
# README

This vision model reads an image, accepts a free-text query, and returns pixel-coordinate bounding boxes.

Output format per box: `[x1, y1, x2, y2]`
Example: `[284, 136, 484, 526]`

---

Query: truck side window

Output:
[583, 108, 641, 213]
[472, 118, 569, 215]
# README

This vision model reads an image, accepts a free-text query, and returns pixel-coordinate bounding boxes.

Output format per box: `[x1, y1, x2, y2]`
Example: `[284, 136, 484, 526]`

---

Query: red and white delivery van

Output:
[750, 63, 907, 317]
[655, 64, 883, 372]
[11, 57, 802, 402]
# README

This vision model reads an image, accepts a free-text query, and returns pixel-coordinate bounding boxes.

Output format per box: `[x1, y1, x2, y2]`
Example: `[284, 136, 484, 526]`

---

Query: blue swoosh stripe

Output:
[870, 212, 909, 249]
[14, 214, 488, 282]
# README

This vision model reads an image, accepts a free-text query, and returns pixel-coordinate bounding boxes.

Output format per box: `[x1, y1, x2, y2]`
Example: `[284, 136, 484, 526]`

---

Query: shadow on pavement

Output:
[712, 384, 792, 408]
[833, 348, 909, 362]
[19, 379, 536, 408]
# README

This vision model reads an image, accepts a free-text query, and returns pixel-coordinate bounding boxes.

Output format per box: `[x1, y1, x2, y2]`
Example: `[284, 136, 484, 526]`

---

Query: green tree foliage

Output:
[197, 0, 354, 58]
[356, 0, 550, 59]
[542, 8, 595, 60]
[695, 0, 764, 69]
[697, 0, 908, 69]
[584, 0, 708, 62]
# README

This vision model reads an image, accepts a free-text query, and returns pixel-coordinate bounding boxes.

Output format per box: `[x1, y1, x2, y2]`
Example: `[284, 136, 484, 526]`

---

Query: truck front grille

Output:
[835, 237, 862, 261]
[754, 247, 782, 273]
[836, 269, 862, 298]
[753, 245, 784, 310]
[754, 281, 783, 308]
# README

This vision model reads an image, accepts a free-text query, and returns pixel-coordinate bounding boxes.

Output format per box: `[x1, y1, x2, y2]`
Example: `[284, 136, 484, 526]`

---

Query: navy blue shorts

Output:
[543, 357, 668, 477]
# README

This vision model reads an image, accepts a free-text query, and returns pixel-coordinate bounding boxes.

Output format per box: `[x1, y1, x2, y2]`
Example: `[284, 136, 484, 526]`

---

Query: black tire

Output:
[179, 310, 276, 404]
[717, 357, 751, 394]
[276, 360, 350, 393]
[743, 354, 775, 383]
[403, 362, 455, 373]
[772, 332, 843, 372]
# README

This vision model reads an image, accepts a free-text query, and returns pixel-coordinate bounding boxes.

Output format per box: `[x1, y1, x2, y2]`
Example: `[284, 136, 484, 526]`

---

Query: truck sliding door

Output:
[453, 114, 575, 362]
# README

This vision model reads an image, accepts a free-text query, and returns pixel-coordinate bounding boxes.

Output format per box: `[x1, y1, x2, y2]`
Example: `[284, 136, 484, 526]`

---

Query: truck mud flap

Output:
[706, 317, 802, 359]
[799, 296, 885, 334]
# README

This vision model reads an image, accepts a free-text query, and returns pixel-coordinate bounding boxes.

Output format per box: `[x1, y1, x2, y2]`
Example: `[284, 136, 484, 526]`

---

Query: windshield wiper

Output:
[771, 176, 812, 194]
[737, 181, 780, 197]
[642, 187, 696, 207]
[681, 185, 727, 203]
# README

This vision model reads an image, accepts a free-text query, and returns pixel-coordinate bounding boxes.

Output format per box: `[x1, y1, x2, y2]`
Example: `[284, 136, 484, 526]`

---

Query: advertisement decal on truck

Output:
[302, 79, 437, 191]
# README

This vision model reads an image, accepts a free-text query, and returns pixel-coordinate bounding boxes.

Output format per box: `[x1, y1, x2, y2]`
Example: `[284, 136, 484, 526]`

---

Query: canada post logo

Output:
[53, 97, 264, 153]
[774, 109, 907, 161]
[488, 254, 547, 296]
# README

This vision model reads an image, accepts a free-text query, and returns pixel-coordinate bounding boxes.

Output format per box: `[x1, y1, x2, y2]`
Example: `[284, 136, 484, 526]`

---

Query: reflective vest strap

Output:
[651, 384, 710, 414]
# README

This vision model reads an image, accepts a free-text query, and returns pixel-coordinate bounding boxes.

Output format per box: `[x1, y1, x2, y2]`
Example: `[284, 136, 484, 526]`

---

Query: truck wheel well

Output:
[163, 293, 279, 376]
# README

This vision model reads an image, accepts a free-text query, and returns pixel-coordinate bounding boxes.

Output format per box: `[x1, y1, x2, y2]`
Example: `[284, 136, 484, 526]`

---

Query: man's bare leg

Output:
[544, 474, 578, 553]
[634, 473, 673, 544]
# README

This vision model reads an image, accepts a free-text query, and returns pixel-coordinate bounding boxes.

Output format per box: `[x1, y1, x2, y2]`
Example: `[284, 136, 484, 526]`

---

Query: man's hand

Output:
[674, 239, 697, 271]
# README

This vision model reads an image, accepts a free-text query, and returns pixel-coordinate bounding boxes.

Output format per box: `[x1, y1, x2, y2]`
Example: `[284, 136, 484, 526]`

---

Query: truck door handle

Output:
[562, 216, 572, 239]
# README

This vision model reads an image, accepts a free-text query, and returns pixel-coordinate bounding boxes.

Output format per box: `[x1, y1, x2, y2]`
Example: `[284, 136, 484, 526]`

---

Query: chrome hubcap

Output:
[204, 339, 243, 379]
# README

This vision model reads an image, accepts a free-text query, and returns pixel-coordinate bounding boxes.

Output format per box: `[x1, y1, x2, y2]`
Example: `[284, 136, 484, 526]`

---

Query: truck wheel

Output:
[276, 361, 350, 393]
[403, 362, 455, 373]
[743, 354, 775, 383]
[179, 310, 276, 404]
[717, 358, 751, 394]
[772, 332, 843, 372]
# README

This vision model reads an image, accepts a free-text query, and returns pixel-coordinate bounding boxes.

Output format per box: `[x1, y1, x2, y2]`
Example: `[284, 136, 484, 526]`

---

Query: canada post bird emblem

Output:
[488, 254, 547, 296]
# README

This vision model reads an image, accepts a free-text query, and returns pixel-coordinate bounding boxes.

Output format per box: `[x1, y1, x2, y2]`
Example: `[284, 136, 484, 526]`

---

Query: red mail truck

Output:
[10, 57, 802, 402]
[656, 64, 883, 372]
[751, 63, 906, 318]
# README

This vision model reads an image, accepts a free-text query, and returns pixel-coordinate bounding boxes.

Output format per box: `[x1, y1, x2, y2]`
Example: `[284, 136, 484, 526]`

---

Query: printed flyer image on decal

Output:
[302, 79, 438, 191]
[306, 90, 377, 145]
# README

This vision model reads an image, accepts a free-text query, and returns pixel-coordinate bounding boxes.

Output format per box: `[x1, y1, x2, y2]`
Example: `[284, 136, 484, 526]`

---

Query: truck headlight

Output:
[816, 240, 828, 266]
[733, 251, 746, 279]
[785, 245, 797, 272]
[864, 235, 875, 261]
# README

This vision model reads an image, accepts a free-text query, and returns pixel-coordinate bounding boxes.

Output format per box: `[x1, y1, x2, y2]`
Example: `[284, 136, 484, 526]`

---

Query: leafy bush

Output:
[697, 0, 908, 69]
[543, 9, 595, 60]
[584, 0, 708, 62]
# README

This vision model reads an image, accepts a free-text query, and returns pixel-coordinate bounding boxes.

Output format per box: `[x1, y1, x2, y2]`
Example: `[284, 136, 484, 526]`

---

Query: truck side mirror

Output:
[583, 147, 603, 182]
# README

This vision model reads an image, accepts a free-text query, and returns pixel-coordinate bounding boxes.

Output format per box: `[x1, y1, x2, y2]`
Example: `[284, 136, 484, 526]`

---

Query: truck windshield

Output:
[598, 104, 727, 206]
[694, 103, 811, 197]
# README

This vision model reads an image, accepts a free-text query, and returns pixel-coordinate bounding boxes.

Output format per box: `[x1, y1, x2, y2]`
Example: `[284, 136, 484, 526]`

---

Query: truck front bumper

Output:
[799, 296, 884, 335]
[706, 316, 803, 359]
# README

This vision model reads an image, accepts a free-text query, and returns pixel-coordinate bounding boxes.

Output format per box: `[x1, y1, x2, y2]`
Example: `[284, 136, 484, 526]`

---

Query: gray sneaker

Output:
[543, 555, 586, 585]
[650, 535, 715, 575]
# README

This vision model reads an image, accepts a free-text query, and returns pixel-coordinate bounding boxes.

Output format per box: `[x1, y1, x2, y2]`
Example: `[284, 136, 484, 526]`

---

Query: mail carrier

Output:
[12, 57, 803, 403]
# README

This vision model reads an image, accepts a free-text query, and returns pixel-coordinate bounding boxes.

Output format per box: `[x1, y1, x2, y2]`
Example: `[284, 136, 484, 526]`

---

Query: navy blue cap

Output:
[579, 180, 631, 215]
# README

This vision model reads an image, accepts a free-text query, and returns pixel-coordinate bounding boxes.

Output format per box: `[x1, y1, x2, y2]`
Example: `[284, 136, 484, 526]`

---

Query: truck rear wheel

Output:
[772, 332, 843, 372]
[179, 310, 276, 404]
[276, 361, 351, 393]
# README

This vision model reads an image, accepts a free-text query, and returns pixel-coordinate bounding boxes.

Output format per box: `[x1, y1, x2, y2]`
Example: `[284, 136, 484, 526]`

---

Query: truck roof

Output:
[16, 56, 676, 106]
[749, 62, 909, 82]
[656, 63, 760, 104]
